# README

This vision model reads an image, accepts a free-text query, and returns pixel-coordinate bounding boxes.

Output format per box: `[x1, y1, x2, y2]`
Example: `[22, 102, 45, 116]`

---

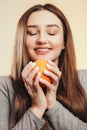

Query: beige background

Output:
[0, 0, 87, 76]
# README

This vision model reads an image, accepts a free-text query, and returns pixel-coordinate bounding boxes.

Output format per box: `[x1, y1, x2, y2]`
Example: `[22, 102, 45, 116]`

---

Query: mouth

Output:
[34, 47, 52, 55]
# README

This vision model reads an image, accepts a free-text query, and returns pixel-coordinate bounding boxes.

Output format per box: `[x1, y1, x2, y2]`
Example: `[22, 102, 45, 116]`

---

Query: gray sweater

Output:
[0, 70, 87, 130]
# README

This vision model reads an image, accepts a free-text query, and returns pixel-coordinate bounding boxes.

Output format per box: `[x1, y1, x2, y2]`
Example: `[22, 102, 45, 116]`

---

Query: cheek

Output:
[25, 41, 32, 54]
[52, 38, 64, 49]
[25, 36, 38, 48]
[54, 34, 64, 48]
[25, 37, 34, 48]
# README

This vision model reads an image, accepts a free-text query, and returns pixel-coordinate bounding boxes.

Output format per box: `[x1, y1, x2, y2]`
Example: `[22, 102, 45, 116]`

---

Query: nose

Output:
[36, 32, 47, 44]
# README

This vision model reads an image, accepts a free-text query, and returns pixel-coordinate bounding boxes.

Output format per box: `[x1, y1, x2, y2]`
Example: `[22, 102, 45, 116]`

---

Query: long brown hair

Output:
[11, 3, 87, 127]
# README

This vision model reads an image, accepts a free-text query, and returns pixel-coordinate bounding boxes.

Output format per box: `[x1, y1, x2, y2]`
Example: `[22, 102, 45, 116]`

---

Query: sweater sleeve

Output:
[0, 77, 10, 130]
[45, 70, 87, 130]
[0, 76, 45, 130]
[45, 101, 87, 130]
[11, 109, 45, 130]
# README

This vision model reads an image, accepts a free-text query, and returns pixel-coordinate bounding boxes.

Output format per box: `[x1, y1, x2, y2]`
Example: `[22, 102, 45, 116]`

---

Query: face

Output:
[25, 10, 64, 64]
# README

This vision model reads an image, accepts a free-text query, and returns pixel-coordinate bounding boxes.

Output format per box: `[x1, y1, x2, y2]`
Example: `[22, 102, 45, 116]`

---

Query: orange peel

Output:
[35, 60, 51, 83]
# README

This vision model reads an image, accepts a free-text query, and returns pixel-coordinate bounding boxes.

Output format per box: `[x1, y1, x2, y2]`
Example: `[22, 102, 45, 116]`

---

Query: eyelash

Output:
[29, 33, 37, 36]
[27, 30, 56, 36]
[26, 30, 37, 36]
[48, 33, 55, 36]
[28, 33, 55, 36]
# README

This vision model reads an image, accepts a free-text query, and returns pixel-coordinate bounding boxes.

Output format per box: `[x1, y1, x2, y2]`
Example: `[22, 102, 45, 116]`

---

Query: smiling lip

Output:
[34, 48, 51, 55]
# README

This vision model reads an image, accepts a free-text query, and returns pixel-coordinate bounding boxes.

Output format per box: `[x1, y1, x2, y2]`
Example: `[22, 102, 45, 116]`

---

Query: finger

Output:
[28, 72, 42, 96]
[39, 78, 52, 90]
[26, 84, 33, 96]
[21, 62, 36, 81]
[46, 64, 61, 79]
[33, 72, 42, 92]
[47, 60, 58, 69]
[24, 81, 33, 96]
[26, 66, 39, 87]
[34, 72, 41, 86]
[22, 61, 32, 79]
[43, 70, 59, 85]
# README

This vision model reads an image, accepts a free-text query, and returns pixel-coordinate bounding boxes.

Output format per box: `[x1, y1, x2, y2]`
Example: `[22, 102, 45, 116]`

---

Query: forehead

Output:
[27, 10, 62, 27]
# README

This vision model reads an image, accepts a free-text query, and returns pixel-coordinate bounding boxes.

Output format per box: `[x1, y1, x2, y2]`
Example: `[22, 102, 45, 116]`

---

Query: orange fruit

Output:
[35, 60, 51, 83]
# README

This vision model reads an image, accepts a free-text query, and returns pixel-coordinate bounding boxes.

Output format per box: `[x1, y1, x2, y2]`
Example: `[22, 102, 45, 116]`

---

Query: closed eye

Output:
[26, 30, 38, 36]
[29, 33, 37, 36]
[48, 33, 55, 36]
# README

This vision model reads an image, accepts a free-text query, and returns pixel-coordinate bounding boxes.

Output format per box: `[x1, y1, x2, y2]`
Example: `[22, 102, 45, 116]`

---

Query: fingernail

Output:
[36, 66, 39, 70]
[47, 60, 52, 63]
[29, 61, 32, 65]
[31, 62, 35, 66]
[38, 72, 41, 76]
[46, 64, 51, 68]
[40, 78, 44, 82]
[44, 70, 48, 74]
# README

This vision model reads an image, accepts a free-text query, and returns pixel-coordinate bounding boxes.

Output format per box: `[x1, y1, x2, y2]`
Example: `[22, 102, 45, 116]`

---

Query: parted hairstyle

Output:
[11, 3, 87, 127]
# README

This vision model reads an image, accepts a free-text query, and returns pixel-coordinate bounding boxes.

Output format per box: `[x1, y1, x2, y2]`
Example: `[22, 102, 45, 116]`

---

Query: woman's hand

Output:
[21, 61, 47, 118]
[40, 60, 61, 110]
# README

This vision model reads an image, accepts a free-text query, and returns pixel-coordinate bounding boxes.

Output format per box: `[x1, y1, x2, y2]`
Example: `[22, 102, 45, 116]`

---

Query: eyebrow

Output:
[27, 25, 38, 28]
[46, 24, 59, 28]
[27, 24, 59, 28]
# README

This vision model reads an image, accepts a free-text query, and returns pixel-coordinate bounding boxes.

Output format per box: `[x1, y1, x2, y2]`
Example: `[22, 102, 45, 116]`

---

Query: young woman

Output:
[0, 3, 87, 130]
